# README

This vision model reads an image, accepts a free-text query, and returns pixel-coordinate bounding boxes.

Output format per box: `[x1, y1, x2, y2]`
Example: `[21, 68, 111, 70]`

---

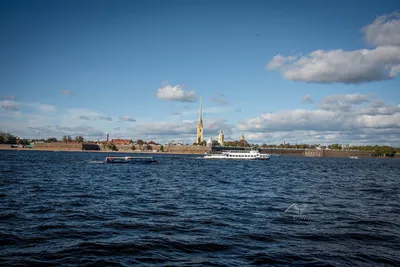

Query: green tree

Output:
[104, 143, 118, 151]
[160, 145, 164, 152]
[47, 137, 58, 143]
[0, 132, 17, 144]
[212, 140, 220, 146]
[136, 139, 144, 146]
[75, 136, 84, 143]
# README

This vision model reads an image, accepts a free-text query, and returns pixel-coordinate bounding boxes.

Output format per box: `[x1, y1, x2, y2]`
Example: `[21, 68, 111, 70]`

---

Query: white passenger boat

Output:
[204, 149, 270, 160]
[105, 156, 159, 164]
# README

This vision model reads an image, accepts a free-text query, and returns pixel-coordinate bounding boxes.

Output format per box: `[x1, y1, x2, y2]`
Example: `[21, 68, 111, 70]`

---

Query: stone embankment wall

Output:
[323, 150, 373, 158]
[0, 143, 383, 158]
[164, 145, 210, 154]
[261, 148, 374, 158]
[32, 142, 83, 150]
[260, 148, 306, 157]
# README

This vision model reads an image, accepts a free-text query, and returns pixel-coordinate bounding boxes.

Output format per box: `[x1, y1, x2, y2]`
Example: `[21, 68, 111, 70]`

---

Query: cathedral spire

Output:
[199, 96, 202, 122]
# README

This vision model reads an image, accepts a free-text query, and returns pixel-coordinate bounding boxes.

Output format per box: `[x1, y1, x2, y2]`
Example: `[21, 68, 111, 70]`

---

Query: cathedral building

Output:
[218, 130, 224, 146]
[196, 96, 204, 144]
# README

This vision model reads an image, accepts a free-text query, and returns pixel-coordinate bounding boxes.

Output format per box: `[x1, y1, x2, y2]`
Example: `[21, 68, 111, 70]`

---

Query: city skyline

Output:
[0, 0, 399, 146]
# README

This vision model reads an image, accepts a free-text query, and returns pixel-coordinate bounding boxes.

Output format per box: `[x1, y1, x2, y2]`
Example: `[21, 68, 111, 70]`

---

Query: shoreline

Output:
[1, 147, 398, 159]
[0, 147, 205, 155]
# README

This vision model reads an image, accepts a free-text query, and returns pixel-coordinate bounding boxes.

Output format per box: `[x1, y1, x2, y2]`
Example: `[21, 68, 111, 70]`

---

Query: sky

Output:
[0, 0, 399, 146]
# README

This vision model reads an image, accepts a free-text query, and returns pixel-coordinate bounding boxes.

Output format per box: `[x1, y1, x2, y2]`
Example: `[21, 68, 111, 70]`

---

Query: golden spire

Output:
[199, 96, 202, 123]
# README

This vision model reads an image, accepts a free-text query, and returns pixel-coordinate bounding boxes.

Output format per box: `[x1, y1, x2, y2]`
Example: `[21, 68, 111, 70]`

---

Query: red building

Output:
[111, 139, 132, 145]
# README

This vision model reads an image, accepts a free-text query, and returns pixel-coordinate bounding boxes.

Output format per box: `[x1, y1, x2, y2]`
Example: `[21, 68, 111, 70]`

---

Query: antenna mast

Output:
[340, 125, 342, 150]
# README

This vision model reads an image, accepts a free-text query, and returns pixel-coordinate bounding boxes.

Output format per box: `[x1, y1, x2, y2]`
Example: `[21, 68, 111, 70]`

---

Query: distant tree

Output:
[329, 144, 342, 150]
[75, 136, 84, 143]
[146, 144, 152, 150]
[160, 145, 164, 152]
[212, 140, 220, 146]
[131, 145, 136, 151]
[0, 132, 17, 144]
[47, 137, 58, 143]
[62, 135, 68, 143]
[136, 139, 144, 146]
[104, 143, 118, 151]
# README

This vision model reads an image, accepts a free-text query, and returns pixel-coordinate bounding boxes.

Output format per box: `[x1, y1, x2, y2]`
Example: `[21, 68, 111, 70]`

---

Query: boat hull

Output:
[105, 156, 159, 164]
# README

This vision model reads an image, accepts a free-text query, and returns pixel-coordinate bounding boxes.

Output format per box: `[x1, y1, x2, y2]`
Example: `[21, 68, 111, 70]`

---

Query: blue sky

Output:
[1, 0, 399, 145]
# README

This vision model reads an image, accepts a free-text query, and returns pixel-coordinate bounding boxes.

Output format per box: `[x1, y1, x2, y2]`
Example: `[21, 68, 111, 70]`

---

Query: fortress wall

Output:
[323, 150, 374, 158]
[34, 142, 82, 150]
[260, 148, 306, 156]
[165, 145, 210, 154]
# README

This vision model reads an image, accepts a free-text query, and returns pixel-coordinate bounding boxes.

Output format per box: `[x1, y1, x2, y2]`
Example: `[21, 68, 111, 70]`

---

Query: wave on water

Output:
[88, 160, 105, 164]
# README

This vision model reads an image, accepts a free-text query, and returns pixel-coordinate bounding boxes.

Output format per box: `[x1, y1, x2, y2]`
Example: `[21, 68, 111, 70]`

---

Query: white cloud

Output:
[0, 100, 56, 112]
[363, 11, 400, 46]
[266, 12, 400, 84]
[34, 103, 56, 112]
[119, 116, 136, 122]
[319, 94, 370, 111]
[156, 84, 197, 102]
[301, 94, 313, 104]
[237, 94, 400, 146]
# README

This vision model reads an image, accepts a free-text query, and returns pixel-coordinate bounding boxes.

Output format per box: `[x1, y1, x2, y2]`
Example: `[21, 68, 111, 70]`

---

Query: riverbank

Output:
[0, 146, 206, 155]
[1, 144, 398, 158]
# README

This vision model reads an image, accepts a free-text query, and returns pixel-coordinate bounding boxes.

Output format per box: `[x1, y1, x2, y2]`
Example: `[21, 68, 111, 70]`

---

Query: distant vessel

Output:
[105, 156, 159, 164]
[349, 156, 358, 159]
[204, 149, 270, 160]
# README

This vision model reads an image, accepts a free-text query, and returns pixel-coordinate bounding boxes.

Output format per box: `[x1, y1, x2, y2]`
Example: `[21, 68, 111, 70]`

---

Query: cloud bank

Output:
[266, 12, 400, 84]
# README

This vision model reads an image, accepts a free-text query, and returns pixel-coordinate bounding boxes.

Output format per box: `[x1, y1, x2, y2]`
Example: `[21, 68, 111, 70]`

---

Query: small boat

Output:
[105, 156, 159, 164]
[204, 149, 270, 160]
[349, 156, 358, 159]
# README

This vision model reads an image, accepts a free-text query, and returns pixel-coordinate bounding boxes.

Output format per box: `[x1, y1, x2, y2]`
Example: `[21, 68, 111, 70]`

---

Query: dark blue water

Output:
[1, 150, 399, 266]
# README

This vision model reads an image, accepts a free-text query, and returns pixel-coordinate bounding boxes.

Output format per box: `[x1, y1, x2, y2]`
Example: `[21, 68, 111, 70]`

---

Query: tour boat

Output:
[204, 149, 270, 160]
[104, 156, 159, 164]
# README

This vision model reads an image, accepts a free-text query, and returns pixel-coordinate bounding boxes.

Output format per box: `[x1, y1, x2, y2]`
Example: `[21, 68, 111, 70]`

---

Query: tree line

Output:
[0, 132, 86, 144]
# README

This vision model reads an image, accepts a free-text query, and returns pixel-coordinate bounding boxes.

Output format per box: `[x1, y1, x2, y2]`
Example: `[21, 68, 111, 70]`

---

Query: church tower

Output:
[196, 96, 204, 144]
[218, 130, 224, 146]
